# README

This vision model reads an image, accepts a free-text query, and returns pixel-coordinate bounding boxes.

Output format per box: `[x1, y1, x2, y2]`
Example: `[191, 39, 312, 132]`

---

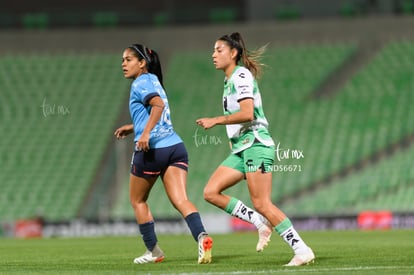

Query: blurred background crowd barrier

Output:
[1, 0, 414, 237]
[1, 0, 414, 29]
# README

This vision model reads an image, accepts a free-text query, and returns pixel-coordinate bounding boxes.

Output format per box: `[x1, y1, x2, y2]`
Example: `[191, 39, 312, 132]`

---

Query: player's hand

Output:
[136, 132, 150, 152]
[114, 124, 134, 139]
[196, 117, 216, 130]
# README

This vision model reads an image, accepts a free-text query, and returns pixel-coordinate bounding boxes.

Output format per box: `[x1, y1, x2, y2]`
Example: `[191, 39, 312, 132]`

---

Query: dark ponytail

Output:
[129, 44, 164, 87]
[218, 32, 267, 79]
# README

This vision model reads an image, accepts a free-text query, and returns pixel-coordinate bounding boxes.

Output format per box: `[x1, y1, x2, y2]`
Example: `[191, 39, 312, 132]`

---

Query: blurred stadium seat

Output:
[278, 39, 414, 215]
[282, 143, 414, 215]
[0, 54, 128, 221]
[1, 18, 413, 222]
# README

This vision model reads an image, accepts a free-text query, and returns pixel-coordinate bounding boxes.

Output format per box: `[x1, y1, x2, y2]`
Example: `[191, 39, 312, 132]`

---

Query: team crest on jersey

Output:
[242, 137, 250, 144]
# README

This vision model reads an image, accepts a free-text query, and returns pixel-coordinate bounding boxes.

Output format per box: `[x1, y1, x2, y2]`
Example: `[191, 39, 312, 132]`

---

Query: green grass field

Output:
[1, 230, 413, 274]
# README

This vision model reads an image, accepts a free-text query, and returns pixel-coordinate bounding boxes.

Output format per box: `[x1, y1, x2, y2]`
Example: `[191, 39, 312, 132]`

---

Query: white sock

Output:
[280, 226, 309, 255]
[230, 199, 270, 229]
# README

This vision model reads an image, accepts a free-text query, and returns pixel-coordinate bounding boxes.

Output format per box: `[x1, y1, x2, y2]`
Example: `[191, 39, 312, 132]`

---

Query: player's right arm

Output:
[196, 98, 254, 129]
[114, 124, 134, 139]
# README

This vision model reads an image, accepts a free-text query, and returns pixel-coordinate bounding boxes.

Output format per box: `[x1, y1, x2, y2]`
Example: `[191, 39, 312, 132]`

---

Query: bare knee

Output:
[130, 198, 145, 211]
[203, 184, 219, 204]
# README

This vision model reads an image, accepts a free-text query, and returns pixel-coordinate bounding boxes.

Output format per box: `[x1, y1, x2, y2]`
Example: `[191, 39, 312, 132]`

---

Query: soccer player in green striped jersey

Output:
[196, 32, 314, 266]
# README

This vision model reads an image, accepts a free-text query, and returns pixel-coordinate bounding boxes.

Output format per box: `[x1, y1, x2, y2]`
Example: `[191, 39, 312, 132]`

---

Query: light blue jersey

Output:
[129, 73, 182, 149]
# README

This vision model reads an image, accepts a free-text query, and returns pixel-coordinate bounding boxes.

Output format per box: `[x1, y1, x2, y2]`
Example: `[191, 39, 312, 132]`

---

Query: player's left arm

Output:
[136, 96, 165, 151]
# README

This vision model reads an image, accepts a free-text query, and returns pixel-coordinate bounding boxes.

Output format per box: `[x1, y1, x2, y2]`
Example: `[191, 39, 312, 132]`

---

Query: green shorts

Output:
[221, 143, 275, 174]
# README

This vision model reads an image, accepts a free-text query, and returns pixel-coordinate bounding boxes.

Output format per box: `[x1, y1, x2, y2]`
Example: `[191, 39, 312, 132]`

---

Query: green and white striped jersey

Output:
[223, 66, 275, 153]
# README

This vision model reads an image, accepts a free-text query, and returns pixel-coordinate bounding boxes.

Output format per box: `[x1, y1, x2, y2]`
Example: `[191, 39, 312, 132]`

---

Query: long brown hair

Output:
[218, 32, 267, 79]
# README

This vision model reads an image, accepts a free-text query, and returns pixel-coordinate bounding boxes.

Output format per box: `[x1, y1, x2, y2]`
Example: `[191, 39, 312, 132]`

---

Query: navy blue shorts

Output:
[130, 142, 189, 178]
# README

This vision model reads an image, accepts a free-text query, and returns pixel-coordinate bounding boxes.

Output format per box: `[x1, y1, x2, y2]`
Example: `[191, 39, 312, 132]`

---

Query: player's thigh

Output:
[162, 165, 190, 203]
[129, 173, 157, 204]
[205, 165, 244, 194]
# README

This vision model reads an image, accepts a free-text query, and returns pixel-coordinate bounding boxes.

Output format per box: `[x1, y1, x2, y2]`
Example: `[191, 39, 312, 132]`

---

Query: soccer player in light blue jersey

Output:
[114, 44, 212, 264]
[197, 33, 314, 266]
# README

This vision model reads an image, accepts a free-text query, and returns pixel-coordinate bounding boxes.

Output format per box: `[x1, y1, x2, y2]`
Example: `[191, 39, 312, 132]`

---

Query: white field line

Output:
[156, 265, 414, 275]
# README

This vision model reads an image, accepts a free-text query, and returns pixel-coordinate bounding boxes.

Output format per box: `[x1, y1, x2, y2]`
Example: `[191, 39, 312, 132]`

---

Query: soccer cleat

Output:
[198, 233, 213, 264]
[256, 224, 272, 252]
[284, 247, 315, 266]
[133, 244, 165, 264]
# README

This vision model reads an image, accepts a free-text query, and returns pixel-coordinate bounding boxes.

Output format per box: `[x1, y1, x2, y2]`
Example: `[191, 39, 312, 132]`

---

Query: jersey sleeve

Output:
[142, 91, 159, 105]
[233, 68, 254, 102]
[132, 78, 159, 105]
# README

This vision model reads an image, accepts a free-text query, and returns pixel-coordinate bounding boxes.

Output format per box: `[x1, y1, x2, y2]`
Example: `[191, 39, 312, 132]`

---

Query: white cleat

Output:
[284, 247, 315, 266]
[256, 224, 272, 252]
[133, 244, 165, 264]
[198, 233, 213, 264]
